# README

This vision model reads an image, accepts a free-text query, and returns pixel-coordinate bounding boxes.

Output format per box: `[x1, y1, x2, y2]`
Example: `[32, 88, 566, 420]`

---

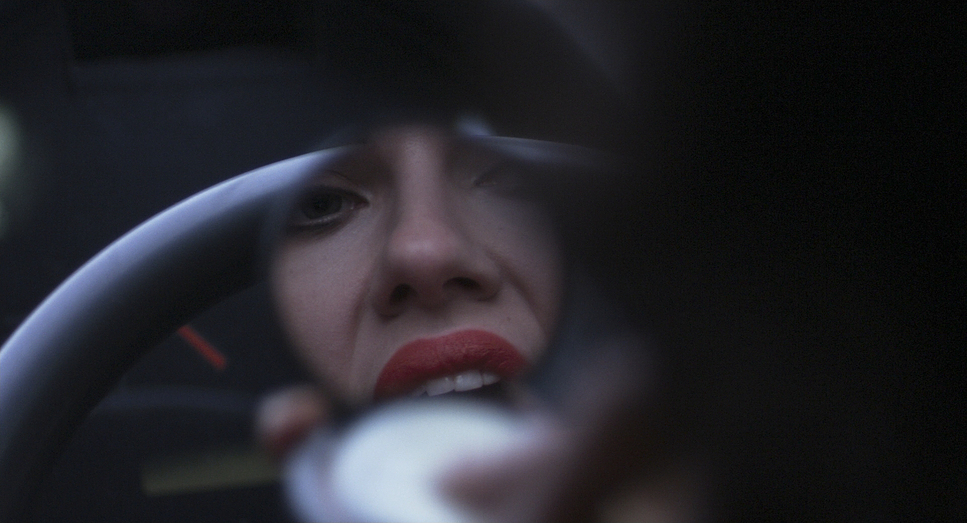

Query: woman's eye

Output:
[288, 188, 365, 232]
[473, 162, 533, 198]
[474, 162, 524, 190]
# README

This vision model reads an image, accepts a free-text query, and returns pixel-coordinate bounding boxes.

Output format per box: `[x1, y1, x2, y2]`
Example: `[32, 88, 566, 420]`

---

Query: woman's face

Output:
[271, 124, 564, 405]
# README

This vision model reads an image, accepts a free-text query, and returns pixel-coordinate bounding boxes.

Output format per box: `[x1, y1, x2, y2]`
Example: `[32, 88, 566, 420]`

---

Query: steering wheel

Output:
[0, 150, 339, 522]
[0, 0, 633, 515]
[0, 131, 618, 521]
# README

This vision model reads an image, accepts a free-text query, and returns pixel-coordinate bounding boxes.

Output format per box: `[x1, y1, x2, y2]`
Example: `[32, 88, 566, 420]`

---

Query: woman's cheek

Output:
[479, 200, 564, 331]
[273, 244, 355, 379]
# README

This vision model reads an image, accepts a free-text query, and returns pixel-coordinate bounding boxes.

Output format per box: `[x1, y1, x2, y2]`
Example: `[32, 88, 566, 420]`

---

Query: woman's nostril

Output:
[451, 277, 480, 291]
[390, 284, 412, 304]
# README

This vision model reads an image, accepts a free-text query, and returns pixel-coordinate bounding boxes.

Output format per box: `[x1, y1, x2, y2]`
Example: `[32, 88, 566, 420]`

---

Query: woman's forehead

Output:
[370, 125, 450, 151]
[318, 115, 494, 149]
[301, 129, 499, 188]
[331, 123, 494, 163]
[305, 121, 613, 186]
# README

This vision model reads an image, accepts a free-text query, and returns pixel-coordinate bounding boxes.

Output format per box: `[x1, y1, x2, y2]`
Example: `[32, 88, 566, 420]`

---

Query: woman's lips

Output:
[374, 329, 527, 400]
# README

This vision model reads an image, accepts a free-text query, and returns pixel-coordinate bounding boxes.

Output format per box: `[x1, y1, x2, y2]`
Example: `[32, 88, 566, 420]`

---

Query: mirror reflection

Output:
[0, 0, 922, 520]
[269, 122, 565, 407]
[259, 115, 691, 522]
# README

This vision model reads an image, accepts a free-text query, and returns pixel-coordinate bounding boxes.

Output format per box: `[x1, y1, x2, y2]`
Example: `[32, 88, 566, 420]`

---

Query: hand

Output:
[440, 343, 702, 523]
[255, 384, 330, 462]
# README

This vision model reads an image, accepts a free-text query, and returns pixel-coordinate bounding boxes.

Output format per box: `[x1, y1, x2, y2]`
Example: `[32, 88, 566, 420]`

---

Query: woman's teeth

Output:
[410, 370, 501, 397]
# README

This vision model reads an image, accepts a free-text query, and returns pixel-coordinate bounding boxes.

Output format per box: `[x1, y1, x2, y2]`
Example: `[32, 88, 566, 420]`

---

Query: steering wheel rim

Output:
[0, 134, 617, 521]
[0, 150, 338, 521]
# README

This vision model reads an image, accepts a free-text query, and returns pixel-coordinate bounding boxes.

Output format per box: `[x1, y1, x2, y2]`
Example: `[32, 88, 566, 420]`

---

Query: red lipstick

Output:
[374, 330, 526, 400]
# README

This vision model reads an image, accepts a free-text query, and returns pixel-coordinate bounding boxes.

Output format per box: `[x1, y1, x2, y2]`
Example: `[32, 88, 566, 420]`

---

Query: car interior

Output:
[1, 1, 957, 522]
[0, 1, 633, 520]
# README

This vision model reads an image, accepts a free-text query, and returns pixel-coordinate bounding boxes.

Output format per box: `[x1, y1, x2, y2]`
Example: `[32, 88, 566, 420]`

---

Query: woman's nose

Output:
[374, 195, 500, 316]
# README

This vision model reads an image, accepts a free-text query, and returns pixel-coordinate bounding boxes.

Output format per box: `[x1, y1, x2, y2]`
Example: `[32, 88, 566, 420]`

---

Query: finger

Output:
[439, 415, 576, 523]
[255, 384, 330, 461]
